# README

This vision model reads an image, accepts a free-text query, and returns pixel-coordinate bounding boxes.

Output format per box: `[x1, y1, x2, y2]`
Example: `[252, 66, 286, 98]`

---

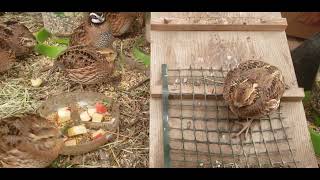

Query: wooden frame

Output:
[151, 17, 287, 31]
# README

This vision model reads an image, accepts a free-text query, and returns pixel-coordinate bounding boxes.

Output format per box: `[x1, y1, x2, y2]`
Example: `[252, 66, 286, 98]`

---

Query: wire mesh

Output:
[161, 64, 299, 168]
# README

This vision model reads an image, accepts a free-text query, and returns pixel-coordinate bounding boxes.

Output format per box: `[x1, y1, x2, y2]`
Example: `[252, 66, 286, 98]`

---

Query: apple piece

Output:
[64, 139, 77, 146]
[57, 107, 71, 122]
[80, 111, 91, 122]
[91, 129, 106, 139]
[67, 125, 88, 137]
[95, 102, 107, 114]
[92, 113, 104, 123]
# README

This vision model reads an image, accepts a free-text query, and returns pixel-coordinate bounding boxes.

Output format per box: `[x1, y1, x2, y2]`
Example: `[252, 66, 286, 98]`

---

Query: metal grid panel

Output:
[161, 64, 299, 168]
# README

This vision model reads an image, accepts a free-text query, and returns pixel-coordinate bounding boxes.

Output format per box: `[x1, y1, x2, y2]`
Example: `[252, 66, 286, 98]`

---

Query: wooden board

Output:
[282, 12, 320, 39]
[151, 86, 305, 101]
[151, 17, 287, 31]
[149, 12, 318, 168]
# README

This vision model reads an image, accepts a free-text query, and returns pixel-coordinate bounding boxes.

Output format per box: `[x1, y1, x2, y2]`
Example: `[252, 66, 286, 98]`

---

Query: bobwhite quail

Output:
[223, 60, 286, 138]
[50, 45, 117, 85]
[70, 12, 115, 49]
[0, 114, 64, 168]
[0, 21, 36, 73]
[105, 12, 138, 36]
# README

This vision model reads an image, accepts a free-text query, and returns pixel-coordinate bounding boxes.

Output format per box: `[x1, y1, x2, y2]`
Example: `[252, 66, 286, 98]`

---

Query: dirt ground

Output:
[0, 12, 150, 168]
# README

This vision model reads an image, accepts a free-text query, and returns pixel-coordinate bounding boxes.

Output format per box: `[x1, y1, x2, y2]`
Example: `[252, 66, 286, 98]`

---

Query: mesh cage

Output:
[161, 64, 299, 168]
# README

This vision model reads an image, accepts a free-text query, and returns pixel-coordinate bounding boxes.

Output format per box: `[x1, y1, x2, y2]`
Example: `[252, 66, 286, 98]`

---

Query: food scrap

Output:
[46, 100, 114, 146]
[68, 124, 88, 137]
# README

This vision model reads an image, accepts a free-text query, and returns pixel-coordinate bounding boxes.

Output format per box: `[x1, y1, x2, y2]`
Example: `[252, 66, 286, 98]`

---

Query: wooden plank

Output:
[149, 12, 318, 168]
[151, 17, 287, 31]
[151, 85, 305, 101]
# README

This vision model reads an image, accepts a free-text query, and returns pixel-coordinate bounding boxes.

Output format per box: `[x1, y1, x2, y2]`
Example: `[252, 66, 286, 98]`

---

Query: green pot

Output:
[309, 128, 320, 156]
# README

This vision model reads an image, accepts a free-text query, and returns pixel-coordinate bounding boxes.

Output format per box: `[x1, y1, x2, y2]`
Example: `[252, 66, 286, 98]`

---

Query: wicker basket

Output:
[42, 12, 86, 37]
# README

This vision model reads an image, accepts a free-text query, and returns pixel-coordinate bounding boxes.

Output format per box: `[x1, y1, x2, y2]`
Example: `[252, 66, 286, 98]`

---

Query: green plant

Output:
[132, 37, 150, 67]
[309, 127, 320, 156]
[34, 28, 69, 59]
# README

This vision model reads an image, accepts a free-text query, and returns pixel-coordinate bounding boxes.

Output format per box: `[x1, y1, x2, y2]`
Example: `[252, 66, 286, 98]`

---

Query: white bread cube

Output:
[92, 113, 104, 123]
[87, 108, 96, 117]
[67, 125, 88, 137]
[31, 78, 43, 87]
[91, 129, 106, 139]
[57, 107, 71, 122]
[64, 139, 77, 146]
[80, 111, 91, 122]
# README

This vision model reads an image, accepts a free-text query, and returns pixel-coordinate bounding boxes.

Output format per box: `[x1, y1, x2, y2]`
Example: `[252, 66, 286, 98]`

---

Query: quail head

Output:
[70, 12, 115, 49]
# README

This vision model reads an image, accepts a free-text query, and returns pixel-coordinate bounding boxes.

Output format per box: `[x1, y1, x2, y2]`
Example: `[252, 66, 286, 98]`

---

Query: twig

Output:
[110, 148, 120, 167]
[127, 78, 150, 92]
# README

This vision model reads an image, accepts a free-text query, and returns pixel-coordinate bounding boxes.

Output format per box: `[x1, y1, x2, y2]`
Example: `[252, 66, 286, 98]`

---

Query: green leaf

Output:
[34, 44, 67, 59]
[133, 47, 150, 67]
[34, 28, 51, 43]
[52, 37, 70, 45]
[132, 37, 150, 67]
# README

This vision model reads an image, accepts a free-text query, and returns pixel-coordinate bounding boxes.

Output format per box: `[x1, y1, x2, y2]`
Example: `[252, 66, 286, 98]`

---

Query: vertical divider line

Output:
[162, 64, 171, 168]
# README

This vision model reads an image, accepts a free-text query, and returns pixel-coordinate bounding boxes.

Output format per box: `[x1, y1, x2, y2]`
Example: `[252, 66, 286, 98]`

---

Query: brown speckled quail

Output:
[51, 45, 117, 85]
[105, 12, 138, 36]
[0, 114, 64, 168]
[223, 60, 285, 138]
[70, 12, 115, 48]
[0, 20, 36, 57]
[0, 21, 36, 73]
[0, 36, 16, 73]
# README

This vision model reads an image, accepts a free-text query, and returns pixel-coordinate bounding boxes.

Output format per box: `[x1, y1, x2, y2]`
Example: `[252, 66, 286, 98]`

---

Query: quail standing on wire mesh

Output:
[0, 114, 64, 168]
[70, 12, 115, 48]
[0, 20, 36, 73]
[223, 60, 286, 138]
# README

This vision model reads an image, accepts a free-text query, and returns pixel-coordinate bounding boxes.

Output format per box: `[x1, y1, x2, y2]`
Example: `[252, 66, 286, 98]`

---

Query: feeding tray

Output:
[38, 91, 120, 155]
